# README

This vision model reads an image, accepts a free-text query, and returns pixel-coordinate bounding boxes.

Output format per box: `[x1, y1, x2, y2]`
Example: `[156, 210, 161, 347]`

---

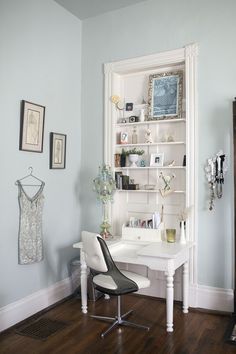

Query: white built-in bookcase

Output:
[104, 44, 198, 299]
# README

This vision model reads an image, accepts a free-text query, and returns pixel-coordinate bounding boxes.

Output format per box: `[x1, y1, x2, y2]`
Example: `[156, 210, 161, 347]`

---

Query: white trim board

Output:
[0, 277, 72, 332]
[192, 284, 234, 313]
[0, 280, 233, 332]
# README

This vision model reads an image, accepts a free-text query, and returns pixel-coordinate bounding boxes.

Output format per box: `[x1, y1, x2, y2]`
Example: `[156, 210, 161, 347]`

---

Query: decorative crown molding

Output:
[185, 43, 199, 58]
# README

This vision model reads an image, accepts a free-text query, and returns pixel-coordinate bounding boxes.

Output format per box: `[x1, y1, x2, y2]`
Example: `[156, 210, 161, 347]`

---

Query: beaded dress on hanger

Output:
[16, 180, 45, 264]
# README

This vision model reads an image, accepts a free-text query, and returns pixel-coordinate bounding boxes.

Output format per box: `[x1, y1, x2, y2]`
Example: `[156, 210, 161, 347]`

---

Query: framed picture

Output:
[50, 132, 67, 169]
[120, 132, 128, 144]
[148, 71, 183, 120]
[150, 153, 164, 167]
[126, 103, 133, 111]
[19, 100, 45, 152]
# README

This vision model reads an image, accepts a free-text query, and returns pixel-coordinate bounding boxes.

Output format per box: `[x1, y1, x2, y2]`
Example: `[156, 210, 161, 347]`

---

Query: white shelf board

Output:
[116, 142, 185, 148]
[116, 118, 186, 127]
[117, 189, 185, 194]
[115, 166, 186, 170]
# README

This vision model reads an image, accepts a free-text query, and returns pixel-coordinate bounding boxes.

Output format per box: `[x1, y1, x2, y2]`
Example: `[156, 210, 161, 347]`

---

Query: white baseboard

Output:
[0, 280, 233, 332]
[191, 284, 234, 313]
[0, 277, 73, 332]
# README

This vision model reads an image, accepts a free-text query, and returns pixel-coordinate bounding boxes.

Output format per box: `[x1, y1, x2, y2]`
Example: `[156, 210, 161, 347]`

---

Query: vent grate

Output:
[15, 317, 68, 340]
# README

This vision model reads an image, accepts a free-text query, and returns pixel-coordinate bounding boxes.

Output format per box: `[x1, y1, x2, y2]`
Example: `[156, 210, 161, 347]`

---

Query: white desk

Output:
[73, 238, 193, 332]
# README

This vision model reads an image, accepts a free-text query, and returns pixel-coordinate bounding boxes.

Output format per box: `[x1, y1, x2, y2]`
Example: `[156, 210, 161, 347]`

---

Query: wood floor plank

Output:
[0, 295, 235, 354]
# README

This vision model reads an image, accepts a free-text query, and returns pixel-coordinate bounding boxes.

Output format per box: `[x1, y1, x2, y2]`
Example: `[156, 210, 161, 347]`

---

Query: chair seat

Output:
[122, 271, 150, 289]
[93, 270, 150, 291]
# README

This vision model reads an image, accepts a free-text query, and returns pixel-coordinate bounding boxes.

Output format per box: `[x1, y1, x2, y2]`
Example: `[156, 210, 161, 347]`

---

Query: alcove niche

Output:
[104, 44, 198, 302]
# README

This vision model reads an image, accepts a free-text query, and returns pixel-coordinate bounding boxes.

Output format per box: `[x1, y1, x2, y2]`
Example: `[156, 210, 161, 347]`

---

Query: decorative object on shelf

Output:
[150, 153, 164, 167]
[93, 165, 116, 239]
[129, 154, 139, 168]
[120, 149, 127, 167]
[166, 229, 176, 243]
[121, 175, 130, 189]
[50, 132, 67, 169]
[125, 147, 145, 156]
[111, 95, 124, 110]
[161, 134, 168, 142]
[148, 71, 183, 120]
[140, 159, 146, 167]
[129, 115, 138, 123]
[159, 172, 176, 197]
[126, 103, 133, 111]
[204, 150, 227, 210]
[114, 153, 121, 167]
[120, 132, 128, 144]
[183, 154, 186, 166]
[115, 171, 123, 189]
[124, 147, 144, 167]
[179, 221, 186, 244]
[19, 100, 45, 153]
[131, 126, 138, 144]
[145, 128, 153, 143]
[167, 134, 174, 142]
[178, 207, 191, 244]
[166, 160, 175, 167]
[139, 108, 145, 122]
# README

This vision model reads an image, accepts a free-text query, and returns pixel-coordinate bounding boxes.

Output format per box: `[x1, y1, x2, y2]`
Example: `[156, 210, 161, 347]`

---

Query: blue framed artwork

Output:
[148, 71, 183, 120]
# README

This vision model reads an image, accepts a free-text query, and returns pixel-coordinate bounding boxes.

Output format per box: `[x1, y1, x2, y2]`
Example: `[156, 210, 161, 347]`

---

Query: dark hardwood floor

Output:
[0, 295, 235, 354]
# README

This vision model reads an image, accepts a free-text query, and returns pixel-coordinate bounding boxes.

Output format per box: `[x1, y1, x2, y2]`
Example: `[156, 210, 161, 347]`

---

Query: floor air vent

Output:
[15, 317, 68, 340]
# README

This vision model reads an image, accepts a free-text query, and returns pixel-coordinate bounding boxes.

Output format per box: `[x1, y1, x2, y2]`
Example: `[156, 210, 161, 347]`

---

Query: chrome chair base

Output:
[90, 296, 150, 338]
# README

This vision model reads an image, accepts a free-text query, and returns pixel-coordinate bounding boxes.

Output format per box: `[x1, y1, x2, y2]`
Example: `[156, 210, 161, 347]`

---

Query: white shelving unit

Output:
[104, 44, 198, 301]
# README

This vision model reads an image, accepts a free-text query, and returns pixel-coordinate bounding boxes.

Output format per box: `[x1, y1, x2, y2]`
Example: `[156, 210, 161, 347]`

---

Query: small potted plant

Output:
[125, 148, 145, 167]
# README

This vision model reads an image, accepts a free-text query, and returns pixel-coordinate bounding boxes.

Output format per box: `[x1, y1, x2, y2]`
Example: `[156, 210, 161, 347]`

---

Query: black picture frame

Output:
[126, 103, 133, 111]
[19, 100, 45, 152]
[50, 132, 67, 169]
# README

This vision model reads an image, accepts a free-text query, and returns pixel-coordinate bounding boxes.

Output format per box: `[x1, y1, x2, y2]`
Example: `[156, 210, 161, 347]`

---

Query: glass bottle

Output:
[132, 126, 138, 144]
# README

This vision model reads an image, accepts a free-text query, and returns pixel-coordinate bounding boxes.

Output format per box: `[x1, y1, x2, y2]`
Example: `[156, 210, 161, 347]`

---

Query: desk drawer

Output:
[122, 224, 164, 242]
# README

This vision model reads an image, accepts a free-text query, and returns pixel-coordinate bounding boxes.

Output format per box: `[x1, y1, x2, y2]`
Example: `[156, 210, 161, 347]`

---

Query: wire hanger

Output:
[15, 167, 45, 187]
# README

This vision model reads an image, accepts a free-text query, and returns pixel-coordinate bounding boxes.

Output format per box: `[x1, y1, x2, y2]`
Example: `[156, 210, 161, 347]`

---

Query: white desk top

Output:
[73, 238, 194, 260]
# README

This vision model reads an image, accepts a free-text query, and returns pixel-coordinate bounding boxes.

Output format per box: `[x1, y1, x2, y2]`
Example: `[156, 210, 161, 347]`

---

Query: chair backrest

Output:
[82, 231, 108, 272]
[82, 231, 139, 295]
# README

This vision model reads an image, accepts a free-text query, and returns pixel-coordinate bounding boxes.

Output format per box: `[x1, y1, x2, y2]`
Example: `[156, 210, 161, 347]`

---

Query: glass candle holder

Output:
[166, 229, 176, 243]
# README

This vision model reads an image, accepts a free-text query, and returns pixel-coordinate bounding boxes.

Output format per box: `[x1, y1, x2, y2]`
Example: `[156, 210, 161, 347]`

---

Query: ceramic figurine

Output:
[145, 128, 153, 143]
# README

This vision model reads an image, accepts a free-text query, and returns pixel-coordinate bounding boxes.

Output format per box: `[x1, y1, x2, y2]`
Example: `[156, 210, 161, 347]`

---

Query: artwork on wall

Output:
[19, 100, 45, 152]
[148, 71, 183, 120]
[50, 132, 67, 169]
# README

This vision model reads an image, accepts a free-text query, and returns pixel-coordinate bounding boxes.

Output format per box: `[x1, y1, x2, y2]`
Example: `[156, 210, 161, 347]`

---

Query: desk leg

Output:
[80, 249, 88, 314]
[183, 261, 189, 314]
[165, 269, 175, 332]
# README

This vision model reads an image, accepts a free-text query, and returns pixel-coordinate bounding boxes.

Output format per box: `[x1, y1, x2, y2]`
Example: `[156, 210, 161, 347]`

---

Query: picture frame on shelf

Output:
[126, 103, 133, 111]
[120, 132, 128, 144]
[19, 100, 45, 152]
[50, 132, 66, 169]
[150, 153, 164, 167]
[148, 71, 183, 120]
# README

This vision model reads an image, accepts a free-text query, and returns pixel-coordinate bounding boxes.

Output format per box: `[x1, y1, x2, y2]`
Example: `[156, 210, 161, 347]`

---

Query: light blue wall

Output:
[0, 0, 82, 307]
[81, 0, 236, 289]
